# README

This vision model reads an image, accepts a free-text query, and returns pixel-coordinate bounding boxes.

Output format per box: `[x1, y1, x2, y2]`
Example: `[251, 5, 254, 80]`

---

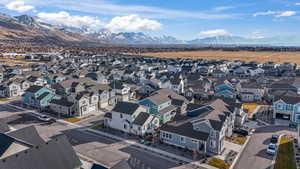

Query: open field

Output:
[142, 50, 300, 64]
[0, 58, 43, 66]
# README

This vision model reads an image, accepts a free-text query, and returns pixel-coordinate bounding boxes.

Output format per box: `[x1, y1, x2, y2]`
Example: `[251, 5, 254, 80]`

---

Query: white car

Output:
[267, 143, 277, 155]
[37, 114, 53, 122]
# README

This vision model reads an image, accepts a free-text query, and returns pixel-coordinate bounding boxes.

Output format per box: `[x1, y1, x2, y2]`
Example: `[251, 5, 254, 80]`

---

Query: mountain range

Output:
[0, 12, 300, 46]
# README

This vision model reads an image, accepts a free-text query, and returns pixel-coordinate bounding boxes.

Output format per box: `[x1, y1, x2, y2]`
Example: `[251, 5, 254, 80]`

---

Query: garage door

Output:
[89, 105, 96, 112]
[100, 102, 108, 108]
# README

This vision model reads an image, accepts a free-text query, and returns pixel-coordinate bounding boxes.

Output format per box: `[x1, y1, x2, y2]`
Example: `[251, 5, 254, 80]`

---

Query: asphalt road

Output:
[0, 102, 180, 169]
[233, 126, 297, 169]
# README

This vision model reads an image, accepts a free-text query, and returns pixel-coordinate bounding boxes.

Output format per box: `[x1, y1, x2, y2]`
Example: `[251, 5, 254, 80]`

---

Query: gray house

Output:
[160, 99, 235, 155]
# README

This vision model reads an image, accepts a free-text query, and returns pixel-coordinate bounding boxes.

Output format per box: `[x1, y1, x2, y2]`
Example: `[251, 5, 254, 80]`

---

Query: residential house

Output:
[23, 85, 58, 109]
[0, 126, 82, 169]
[49, 98, 75, 117]
[273, 95, 300, 122]
[159, 99, 235, 155]
[0, 79, 29, 98]
[238, 81, 264, 102]
[104, 101, 159, 136]
[68, 91, 99, 117]
[213, 79, 237, 99]
[109, 81, 130, 102]
[139, 89, 188, 124]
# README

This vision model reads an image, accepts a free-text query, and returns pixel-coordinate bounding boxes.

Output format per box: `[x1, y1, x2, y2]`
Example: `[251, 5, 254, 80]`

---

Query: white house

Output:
[104, 101, 158, 136]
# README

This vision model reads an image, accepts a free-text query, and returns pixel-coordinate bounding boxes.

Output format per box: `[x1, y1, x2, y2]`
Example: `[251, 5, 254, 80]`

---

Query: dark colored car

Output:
[289, 122, 297, 128]
[233, 128, 249, 136]
[270, 134, 279, 144]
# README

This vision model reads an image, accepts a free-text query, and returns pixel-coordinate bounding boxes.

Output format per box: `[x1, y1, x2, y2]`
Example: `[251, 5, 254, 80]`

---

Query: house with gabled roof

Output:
[139, 89, 187, 124]
[238, 81, 264, 102]
[159, 99, 235, 155]
[23, 85, 58, 109]
[0, 126, 82, 169]
[273, 95, 300, 123]
[104, 101, 159, 136]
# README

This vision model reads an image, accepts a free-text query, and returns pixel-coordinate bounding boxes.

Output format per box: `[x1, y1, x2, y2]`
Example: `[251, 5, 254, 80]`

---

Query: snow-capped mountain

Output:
[0, 13, 100, 45]
[85, 29, 183, 44]
[188, 35, 300, 46]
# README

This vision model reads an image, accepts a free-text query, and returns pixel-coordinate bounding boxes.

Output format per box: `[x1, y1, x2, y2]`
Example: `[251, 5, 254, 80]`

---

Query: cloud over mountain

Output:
[198, 29, 230, 37]
[5, 0, 34, 13]
[37, 11, 103, 29]
[106, 14, 162, 32]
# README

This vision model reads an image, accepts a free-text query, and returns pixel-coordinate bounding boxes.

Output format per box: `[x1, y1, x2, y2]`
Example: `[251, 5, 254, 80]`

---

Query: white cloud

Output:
[4, 0, 236, 20]
[37, 11, 103, 29]
[198, 29, 231, 37]
[253, 11, 277, 17]
[295, 2, 300, 6]
[5, 0, 34, 13]
[276, 11, 296, 17]
[248, 31, 265, 39]
[253, 10, 296, 17]
[214, 6, 235, 12]
[106, 14, 162, 32]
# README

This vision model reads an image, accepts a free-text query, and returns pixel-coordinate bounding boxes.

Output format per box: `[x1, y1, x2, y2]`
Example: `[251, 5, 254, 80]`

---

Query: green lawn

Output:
[274, 137, 297, 169]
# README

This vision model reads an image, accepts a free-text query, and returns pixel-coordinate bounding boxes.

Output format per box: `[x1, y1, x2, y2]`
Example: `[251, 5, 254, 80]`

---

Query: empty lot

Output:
[143, 50, 300, 64]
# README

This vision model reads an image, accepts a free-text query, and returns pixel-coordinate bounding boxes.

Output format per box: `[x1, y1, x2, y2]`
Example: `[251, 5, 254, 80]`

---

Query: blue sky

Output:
[0, 0, 300, 40]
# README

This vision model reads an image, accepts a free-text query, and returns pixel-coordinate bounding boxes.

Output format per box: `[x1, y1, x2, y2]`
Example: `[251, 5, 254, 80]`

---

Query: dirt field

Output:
[142, 50, 300, 64]
[0, 58, 42, 66]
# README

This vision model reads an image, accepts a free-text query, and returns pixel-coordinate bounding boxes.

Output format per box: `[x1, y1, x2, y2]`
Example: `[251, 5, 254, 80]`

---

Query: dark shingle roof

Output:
[208, 119, 223, 131]
[37, 92, 50, 101]
[274, 95, 300, 105]
[0, 119, 9, 133]
[171, 99, 184, 107]
[112, 102, 140, 115]
[7, 126, 45, 146]
[0, 134, 82, 169]
[50, 99, 74, 107]
[91, 164, 108, 169]
[25, 85, 43, 93]
[0, 133, 14, 157]
[160, 122, 209, 141]
[132, 112, 150, 126]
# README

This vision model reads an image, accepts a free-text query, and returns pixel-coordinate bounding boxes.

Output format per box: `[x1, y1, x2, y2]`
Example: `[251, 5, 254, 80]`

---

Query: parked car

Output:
[233, 128, 249, 136]
[266, 143, 277, 155]
[36, 114, 55, 122]
[270, 135, 279, 144]
[289, 122, 297, 128]
[139, 139, 151, 146]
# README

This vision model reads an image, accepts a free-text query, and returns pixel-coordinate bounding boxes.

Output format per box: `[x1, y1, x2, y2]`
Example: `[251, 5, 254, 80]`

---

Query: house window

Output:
[138, 127, 141, 131]
[120, 114, 123, 118]
[124, 124, 127, 129]
[210, 140, 216, 148]
[180, 136, 186, 143]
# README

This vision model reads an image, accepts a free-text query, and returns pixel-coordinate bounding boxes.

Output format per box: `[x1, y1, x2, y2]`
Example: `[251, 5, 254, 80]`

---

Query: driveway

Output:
[233, 126, 297, 169]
